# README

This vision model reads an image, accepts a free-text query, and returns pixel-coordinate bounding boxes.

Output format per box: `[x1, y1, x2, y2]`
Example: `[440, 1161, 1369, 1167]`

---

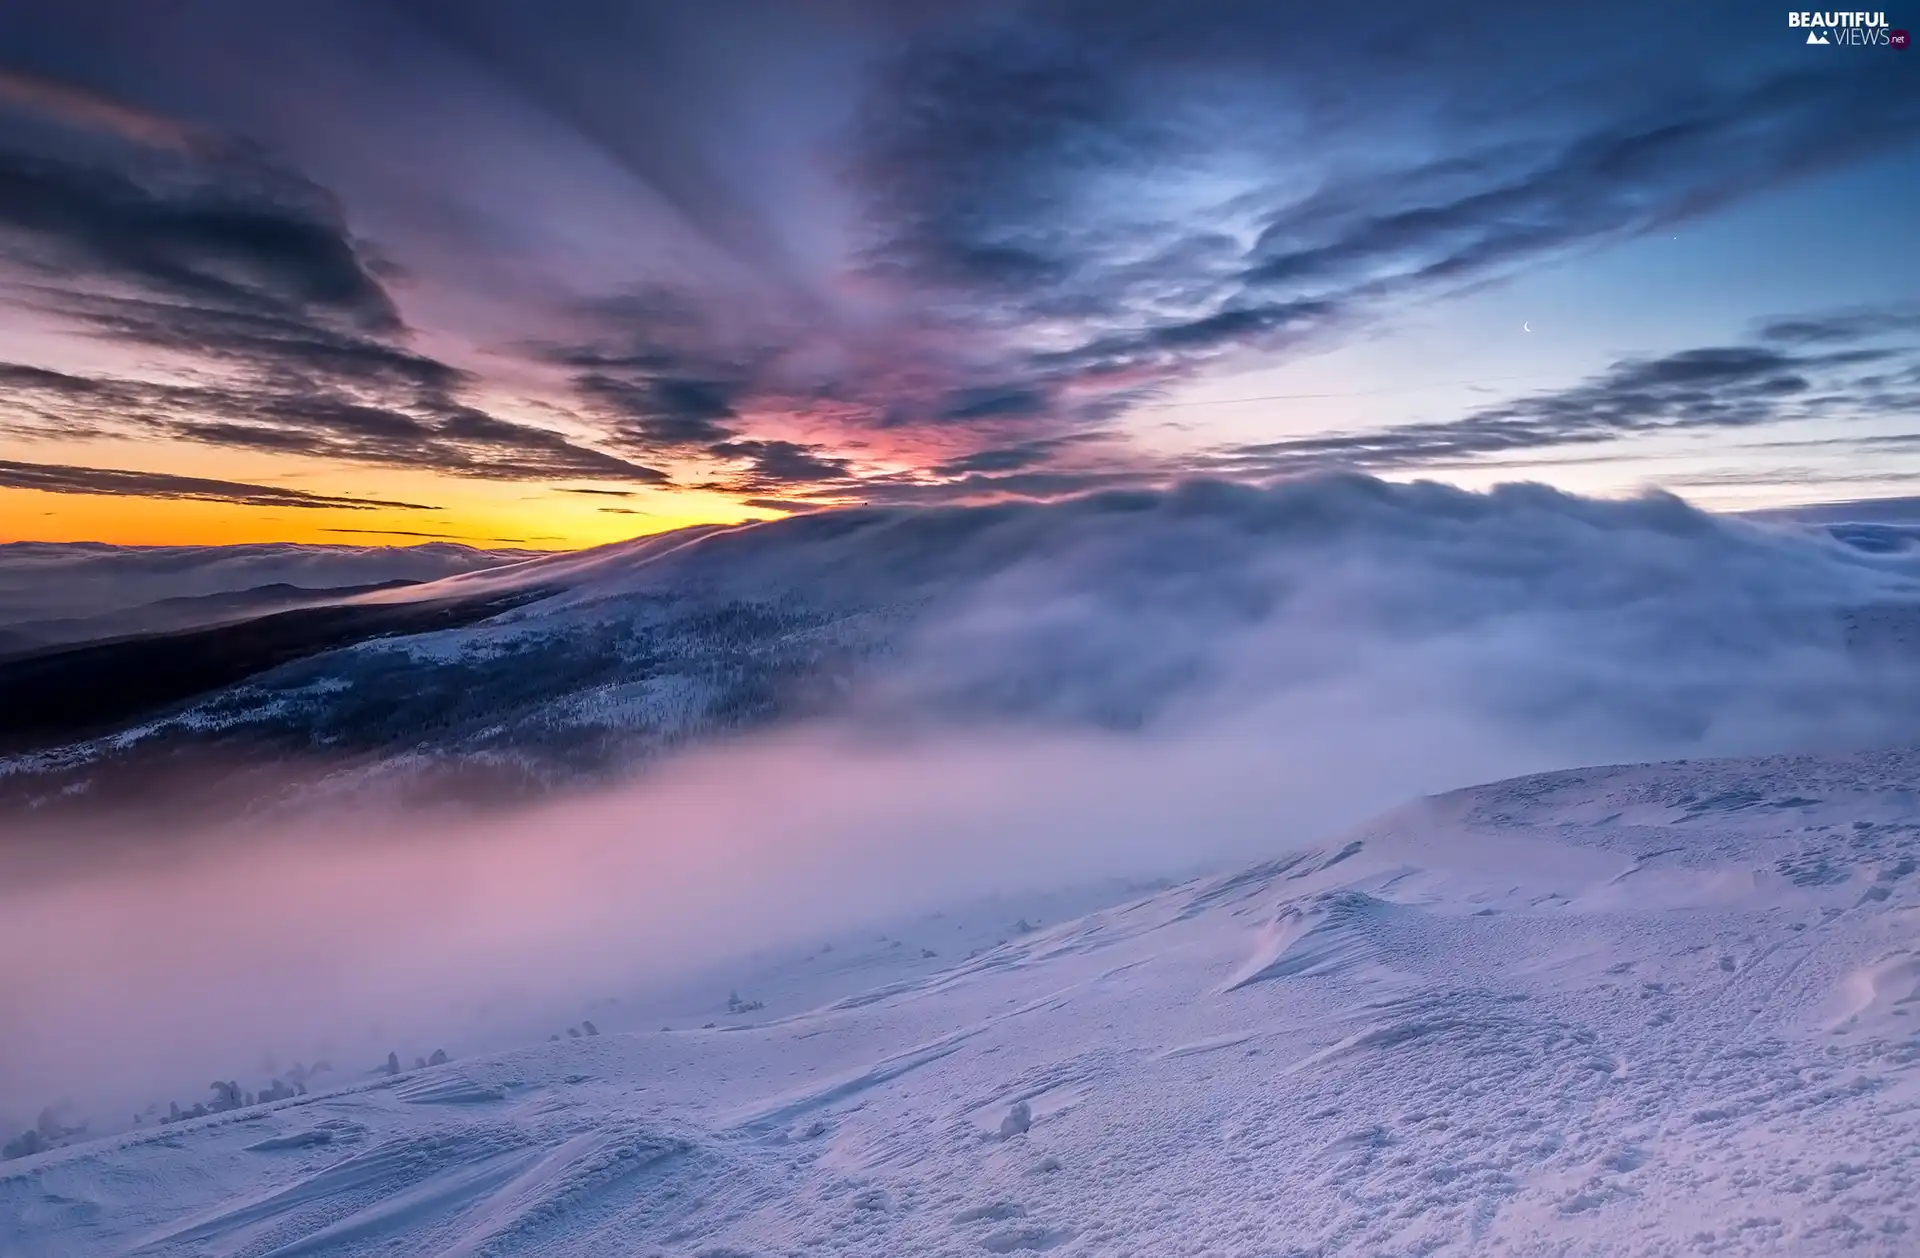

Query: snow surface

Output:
[8, 746, 1920, 1257]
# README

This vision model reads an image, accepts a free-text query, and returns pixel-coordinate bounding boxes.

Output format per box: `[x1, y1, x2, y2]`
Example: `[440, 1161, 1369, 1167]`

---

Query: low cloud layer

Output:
[3, 477, 1919, 1123]
[0, 537, 526, 626]
[0, 457, 439, 511]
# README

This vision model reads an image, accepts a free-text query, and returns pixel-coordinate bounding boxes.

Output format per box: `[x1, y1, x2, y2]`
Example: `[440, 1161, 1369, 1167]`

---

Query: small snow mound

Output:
[242, 1128, 336, 1153]
[979, 1223, 1076, 1252]
[1824, 950, 1920, 1037]
[430, 1124, 691, 1254]
[391, 1072, 507, 1105]
[1175, 854, 1314, 918]
[955, 1202, 1027, 1224]
[1222, 890, 1405, 992]
[127, 1127, 534, 1254]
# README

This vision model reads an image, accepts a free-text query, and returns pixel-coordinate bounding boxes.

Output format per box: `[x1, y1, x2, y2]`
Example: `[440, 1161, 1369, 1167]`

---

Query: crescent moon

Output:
[1523, 321, 1532, 332]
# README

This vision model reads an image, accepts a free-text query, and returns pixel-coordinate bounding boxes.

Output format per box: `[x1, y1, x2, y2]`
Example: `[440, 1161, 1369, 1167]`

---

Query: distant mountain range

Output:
[0, 579, 429, 656]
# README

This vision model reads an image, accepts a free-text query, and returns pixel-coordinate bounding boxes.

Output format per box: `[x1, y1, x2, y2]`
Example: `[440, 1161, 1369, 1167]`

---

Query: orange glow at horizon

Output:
[0, 439, 782, 550]
[0, 485, 784, 549]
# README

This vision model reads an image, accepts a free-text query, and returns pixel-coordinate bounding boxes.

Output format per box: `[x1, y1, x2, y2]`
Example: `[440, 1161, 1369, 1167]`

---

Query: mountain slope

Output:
[6, 746, 1920, 1257]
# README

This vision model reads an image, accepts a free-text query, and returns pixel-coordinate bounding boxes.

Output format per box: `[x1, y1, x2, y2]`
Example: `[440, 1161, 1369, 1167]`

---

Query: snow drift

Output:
[8, 745, 1920, 1257]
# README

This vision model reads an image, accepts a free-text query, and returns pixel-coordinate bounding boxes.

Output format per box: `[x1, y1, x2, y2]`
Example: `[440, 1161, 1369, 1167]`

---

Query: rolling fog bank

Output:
[5, 476, 1920, 1132]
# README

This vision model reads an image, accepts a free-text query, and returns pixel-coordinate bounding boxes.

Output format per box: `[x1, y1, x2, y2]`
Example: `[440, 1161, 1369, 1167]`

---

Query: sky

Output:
[0, 0, 1916, 549]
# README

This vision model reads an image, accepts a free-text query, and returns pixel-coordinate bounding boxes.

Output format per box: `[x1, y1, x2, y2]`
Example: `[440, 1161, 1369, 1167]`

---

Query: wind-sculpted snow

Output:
[8, 747, 1920, 1256]
[6, 476, 1919, 817]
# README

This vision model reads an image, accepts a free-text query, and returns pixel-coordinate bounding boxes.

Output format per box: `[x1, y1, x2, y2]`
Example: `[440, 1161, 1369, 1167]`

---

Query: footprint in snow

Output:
[955, 1202, 1027, 1224]
[980, 1224, 1076, 1252]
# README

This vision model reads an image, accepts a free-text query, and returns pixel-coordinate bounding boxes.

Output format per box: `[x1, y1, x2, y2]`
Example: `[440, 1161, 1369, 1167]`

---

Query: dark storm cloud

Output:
[852, 10, 1920, 393]
[854, 15, 1151, 297]
[935, 386, 1053, 423]
[321, 526, 552, 543]
[388, 0, 826, 292]
[852, 466, 1162, 507]
[738, 496, 826, 513]
[1676, 466, 1920, 490]
[1756, 307, 1920, 347]
[1200, 323, 1920, 477]
[0, 111, 400, 335]
[536, 289, 773, 458]
[0, 459, 439, 511]
[571, 371, 743, 449]
[1229, 73, 1911, 301]
[930, 434, 1097, 477]
[933, 444, 1056, 477]
[706, 439, 854, 489]
[0, 93, 669, 487]
[53, 291, 465, 394]
[0, 358, 667, 483]
[1756, 434, 1920, 456]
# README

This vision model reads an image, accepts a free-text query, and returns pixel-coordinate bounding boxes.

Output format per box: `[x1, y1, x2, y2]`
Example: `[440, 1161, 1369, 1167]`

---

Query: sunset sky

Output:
[1, 0, 1917, 549]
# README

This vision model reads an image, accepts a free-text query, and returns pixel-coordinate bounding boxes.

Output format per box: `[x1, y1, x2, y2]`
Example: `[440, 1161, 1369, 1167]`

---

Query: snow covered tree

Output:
[2, 1129, 49, 1160]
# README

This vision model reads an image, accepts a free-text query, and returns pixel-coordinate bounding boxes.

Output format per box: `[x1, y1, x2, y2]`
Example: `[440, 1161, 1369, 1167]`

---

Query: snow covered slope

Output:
[8, 746, 1920, 1257]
